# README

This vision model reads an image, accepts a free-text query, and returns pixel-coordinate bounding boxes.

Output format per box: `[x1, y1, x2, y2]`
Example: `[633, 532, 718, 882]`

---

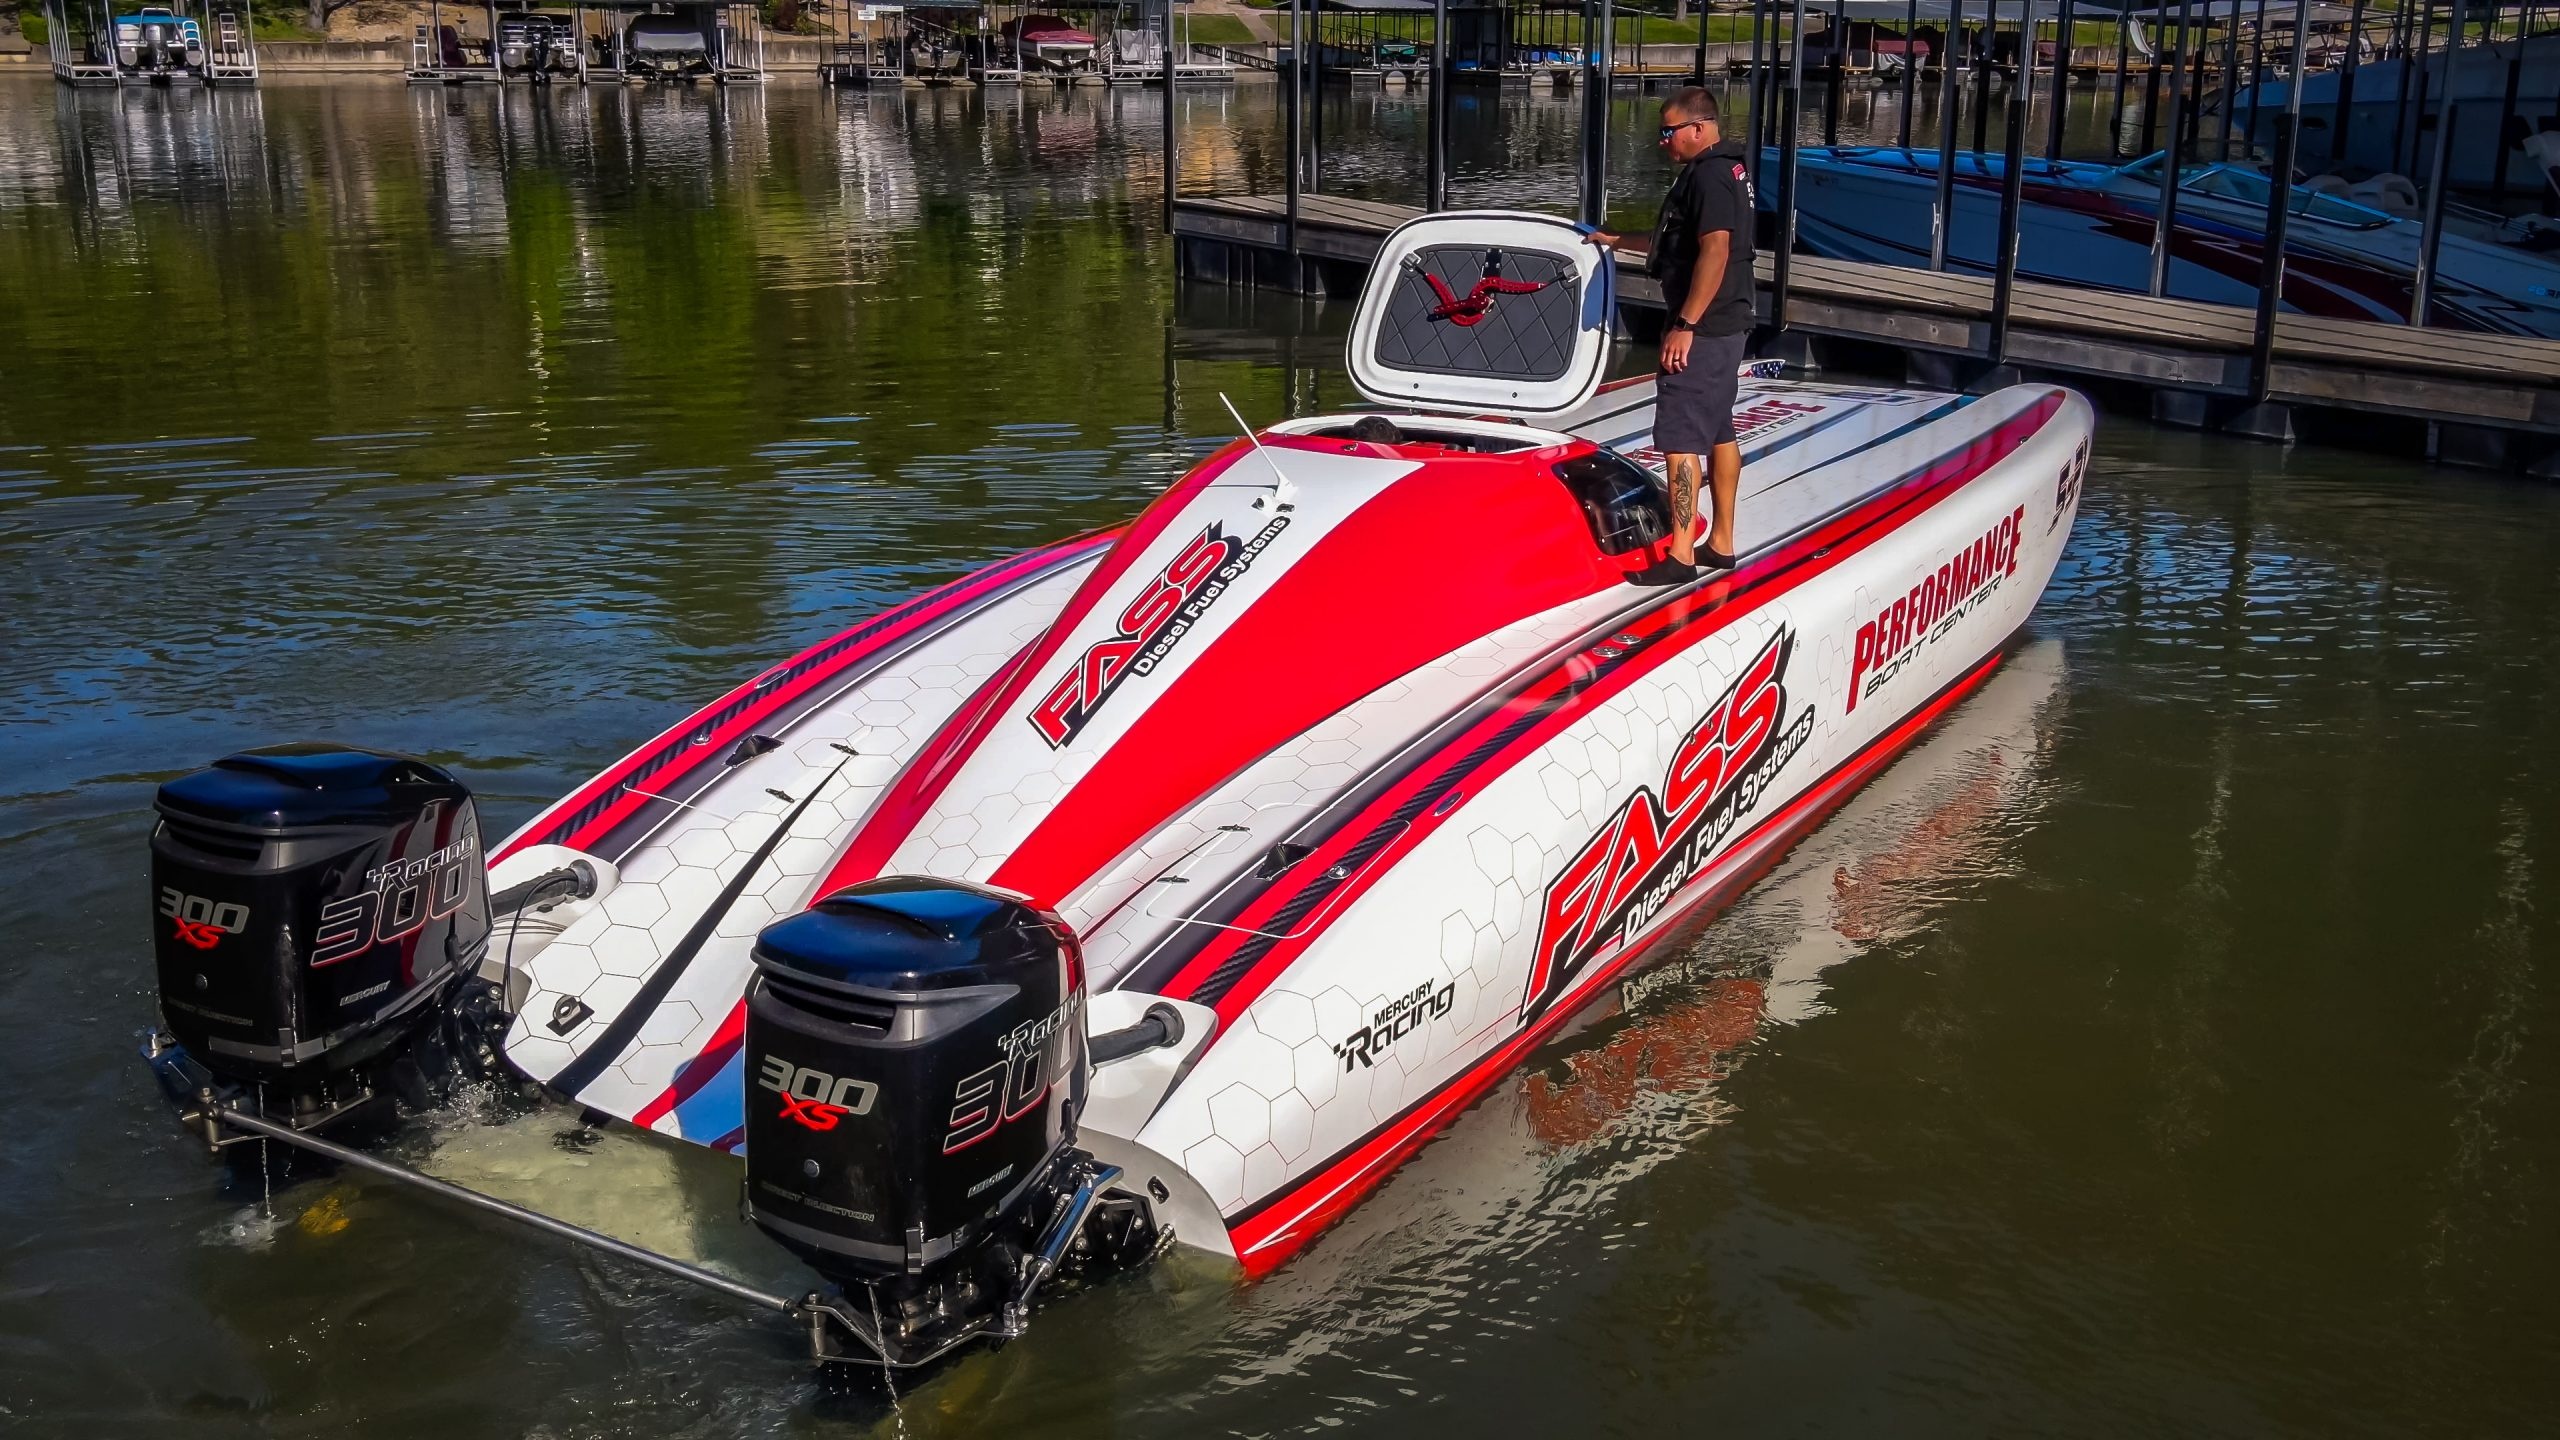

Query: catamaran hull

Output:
[144, 213, 2093, 1366]
[484, 373, 2091, 1270]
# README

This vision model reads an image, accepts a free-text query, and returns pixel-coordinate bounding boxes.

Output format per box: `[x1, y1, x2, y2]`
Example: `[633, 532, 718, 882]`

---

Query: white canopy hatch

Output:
[1345, 210, 1616, 420]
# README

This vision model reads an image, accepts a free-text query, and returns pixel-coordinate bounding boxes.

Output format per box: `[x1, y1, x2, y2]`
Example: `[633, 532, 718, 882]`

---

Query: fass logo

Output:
[758, 1054, 880, 1132]
[1028, 514, 1289, 749]
[1525, 628, 1815, 1021]
[1847, 505, 2026, 713]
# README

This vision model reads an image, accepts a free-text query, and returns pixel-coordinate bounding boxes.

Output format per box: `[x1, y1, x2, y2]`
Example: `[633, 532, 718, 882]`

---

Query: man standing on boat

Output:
[1587, 86, 1755, 585]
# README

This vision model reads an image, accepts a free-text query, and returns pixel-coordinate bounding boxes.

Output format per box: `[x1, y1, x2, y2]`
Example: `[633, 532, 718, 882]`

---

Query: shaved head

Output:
[1663, 86, 1720, 124]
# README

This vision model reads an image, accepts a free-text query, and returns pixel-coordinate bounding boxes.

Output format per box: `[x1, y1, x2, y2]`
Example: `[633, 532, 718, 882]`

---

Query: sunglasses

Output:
[1657, 119, 1707, 141]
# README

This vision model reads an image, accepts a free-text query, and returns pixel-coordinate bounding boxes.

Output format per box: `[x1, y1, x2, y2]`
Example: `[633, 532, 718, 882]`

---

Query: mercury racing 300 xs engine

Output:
[743, 878, 1158, 1366]
[144, 745, 513, 1138]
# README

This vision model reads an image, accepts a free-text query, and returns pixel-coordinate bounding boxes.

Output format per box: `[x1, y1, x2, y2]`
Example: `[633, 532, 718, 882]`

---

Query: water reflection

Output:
[2, 72, 2559, 1439]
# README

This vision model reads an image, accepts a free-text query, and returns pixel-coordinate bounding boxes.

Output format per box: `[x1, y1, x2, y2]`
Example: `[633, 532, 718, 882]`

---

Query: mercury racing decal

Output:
[1524, 628, 1816, 1022]
[313, 806, 479, 968]
[1333, 980, 1456, 1072]
[1029, 514, 1290, 748]
[1847, 505, 2025, 713]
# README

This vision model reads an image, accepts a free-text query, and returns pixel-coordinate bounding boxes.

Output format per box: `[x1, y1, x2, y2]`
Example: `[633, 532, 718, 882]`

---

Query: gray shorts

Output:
[1654, 329, 1750, 454]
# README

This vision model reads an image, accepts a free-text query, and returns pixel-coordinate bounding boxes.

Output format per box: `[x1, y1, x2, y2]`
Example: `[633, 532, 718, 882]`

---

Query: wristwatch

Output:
[1666, 317, 1697, 333]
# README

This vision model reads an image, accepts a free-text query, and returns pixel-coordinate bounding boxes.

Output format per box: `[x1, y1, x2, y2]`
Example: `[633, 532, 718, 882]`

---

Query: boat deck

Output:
[1171, 193, 2560, 467]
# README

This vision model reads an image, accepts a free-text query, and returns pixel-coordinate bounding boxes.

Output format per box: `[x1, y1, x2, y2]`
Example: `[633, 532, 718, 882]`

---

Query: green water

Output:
[2, 75, 2556, 1438]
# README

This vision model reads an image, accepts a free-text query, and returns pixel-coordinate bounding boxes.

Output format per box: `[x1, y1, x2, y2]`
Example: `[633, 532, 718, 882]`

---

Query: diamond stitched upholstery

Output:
[1373, 245, 1581, 383]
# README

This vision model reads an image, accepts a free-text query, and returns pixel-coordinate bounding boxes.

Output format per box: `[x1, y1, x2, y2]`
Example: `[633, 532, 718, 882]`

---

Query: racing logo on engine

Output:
[1028, 514, 1290, 749]
[757, 1054, 880, 1133]
[943, 997, 1079, 1153]
[1524, 627, 1814, 1022]
[312, 804, 480, 969]
[160, 888, 247, 950]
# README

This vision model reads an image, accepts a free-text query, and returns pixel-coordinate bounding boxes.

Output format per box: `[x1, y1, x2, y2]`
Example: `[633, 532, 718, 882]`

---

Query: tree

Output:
[306, 0, 405, 39]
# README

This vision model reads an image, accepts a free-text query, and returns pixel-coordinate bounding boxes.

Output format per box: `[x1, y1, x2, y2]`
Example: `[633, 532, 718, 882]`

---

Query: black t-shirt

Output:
[1647, 139, 1757, 336]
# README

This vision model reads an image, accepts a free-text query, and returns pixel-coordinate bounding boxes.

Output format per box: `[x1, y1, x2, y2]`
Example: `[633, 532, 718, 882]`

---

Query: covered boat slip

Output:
[1170, 192, 2560, 466]
[41, 0, 260, 85]
[405, 0, 768, 84]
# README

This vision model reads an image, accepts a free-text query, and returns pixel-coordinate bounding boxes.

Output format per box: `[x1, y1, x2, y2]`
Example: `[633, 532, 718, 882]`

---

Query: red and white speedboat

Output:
[1003, 13, 1096, 72]
[143, 212, 2091, 1368]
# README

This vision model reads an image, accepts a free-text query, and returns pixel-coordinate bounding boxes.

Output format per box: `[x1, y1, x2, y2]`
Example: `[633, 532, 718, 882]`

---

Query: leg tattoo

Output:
[1668, 454, 1700, 559]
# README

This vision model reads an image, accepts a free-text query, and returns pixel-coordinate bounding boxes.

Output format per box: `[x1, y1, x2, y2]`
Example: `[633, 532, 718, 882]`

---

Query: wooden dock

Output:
[1171, 193, 2560, 471]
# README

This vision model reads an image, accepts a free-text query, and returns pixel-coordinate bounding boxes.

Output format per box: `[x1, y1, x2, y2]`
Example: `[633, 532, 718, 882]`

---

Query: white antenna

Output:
[1219, 392, 1298, 513]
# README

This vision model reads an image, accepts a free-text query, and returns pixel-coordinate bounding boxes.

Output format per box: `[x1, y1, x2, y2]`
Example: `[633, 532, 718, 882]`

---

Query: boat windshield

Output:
[2176, 165, 2394, 227]
[2112, 154, 2392, 228]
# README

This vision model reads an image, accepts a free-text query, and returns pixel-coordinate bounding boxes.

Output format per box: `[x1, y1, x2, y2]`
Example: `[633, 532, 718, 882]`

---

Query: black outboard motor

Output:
[148, 745, 494, 1131]
[744, 877, 1142, 1365]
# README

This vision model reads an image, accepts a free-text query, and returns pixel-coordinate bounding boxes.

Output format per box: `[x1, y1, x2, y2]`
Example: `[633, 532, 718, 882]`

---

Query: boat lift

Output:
[409, 0, 765, 84]
[1298, 0, 1432, 82]
[43, 0, 258, 85]
[820, 3, 1031, 86]
[820, 1, 911, 83]
[1099, 0, 1237, 84]
[968, 1, 1025, 83]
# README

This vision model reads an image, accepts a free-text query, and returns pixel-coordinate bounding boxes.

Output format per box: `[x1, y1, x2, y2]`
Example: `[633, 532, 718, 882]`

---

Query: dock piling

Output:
[1990, 0, 2036, 359]
[1577, 0, 1610, 228]
[1286, 0, 1302, 265]
[1899, 0, 1919, 149]
[1428, 0, 1449, 211]
[2109, 11, 2131, 158]
[2331, 0, 2365, 166]
[1746, 0, 1770, 190]
[1931, 0, 1964, 271]
[1823, 0, 1844, 146]
[2409, 0, 2470, 329]
[1309, 0, 1324, 194]
[2046, 0, 2075, 159]
[2147, 0, 2191, 298]
[2249, 0, 2314, 408]
[1773, 0, 1808, 331]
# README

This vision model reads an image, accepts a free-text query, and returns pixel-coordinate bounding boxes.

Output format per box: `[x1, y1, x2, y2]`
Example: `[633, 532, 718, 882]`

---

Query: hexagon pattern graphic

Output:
[504, 563, 1090, 1117]
[1139, 607, 1846, 1215]
[1064, 600, 1623, 988]
[495, 384, 2079, 1215]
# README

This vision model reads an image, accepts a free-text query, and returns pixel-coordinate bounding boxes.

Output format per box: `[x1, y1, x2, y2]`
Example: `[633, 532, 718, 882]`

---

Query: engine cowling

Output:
[150, 745, 491, 1110]
[743, 878, 1091, 1356]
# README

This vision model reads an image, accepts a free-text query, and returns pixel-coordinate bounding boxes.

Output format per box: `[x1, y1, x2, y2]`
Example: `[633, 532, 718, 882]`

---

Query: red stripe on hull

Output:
[989, 440, 1628, 906]
[1163, 391, 2065, 1026]
[632, 997, 748, 1131]
[1222, 647, 2011, 1273]
[495, 532, 1116, 864]
[810, 441, 1263, 897]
